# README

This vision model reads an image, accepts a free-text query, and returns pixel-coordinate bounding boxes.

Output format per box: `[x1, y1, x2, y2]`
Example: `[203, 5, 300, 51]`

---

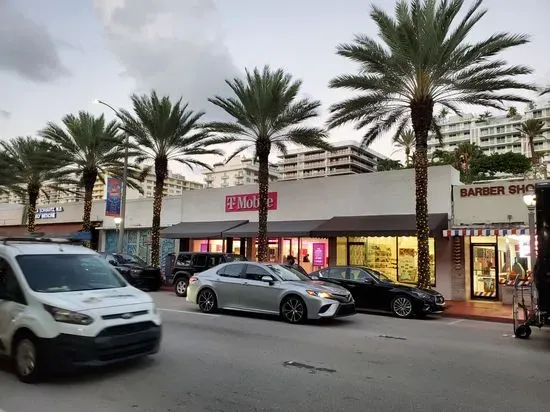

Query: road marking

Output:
[447, 319, 465, 325]
[158, 308, 219, 317]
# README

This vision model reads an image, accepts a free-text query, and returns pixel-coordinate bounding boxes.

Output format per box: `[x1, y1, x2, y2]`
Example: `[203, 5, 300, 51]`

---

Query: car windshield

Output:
[368, 269, 394, 283]
[115, 254, 147, 266]
[16, 254, 127, 293]
[266, 264, 310, 281]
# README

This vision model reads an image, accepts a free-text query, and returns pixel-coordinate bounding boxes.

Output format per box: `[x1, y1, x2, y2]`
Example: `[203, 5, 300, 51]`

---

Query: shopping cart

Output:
[511, 278, 546, 339]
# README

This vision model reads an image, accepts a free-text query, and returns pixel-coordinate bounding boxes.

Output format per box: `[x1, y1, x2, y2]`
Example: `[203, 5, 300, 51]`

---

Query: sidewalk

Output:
[443, 300, 513, 323]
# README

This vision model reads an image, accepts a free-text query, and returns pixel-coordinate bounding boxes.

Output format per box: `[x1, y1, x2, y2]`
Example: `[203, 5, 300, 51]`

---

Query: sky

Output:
[1, 0, 549, 179]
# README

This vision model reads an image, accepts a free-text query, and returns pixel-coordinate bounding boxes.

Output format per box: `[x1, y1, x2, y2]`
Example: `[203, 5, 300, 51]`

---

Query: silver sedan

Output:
[186, 262, 356, 323]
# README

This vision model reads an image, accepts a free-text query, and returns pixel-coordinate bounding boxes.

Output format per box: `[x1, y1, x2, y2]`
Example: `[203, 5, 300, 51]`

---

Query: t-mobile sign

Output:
[225, 192, 278, 212]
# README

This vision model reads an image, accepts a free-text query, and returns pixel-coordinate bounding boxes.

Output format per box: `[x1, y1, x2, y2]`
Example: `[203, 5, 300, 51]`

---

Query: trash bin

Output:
[164, 253, 176, 285]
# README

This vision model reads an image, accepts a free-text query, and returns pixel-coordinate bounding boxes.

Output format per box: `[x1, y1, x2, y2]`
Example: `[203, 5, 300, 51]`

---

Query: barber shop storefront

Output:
[444, 180, 536, 303]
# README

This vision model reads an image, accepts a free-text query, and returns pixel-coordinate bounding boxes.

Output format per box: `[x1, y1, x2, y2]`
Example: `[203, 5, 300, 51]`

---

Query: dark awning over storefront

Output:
[310, 214, 449, 237]
[160, 220, 248, 239]
[223, 220, 329, 238]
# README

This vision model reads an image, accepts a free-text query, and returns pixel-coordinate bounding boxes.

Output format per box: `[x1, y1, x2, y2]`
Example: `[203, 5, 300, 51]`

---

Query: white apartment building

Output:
[279, 140, 386, 181]
[0, 171, 204, 205]
[204, 156, 280, 188]
[428, 102, 550, 160]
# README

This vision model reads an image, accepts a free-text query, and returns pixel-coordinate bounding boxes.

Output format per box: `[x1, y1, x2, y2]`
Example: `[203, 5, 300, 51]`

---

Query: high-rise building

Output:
[204, 156, 280, 188]
[278, 140, 385, 181]
[0, 170, 204, 205]
[428, 103, 550, 160]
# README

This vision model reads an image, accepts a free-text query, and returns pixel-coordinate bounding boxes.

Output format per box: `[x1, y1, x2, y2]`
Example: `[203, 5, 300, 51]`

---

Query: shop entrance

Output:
[471, 243, 499, 300]
[348, 242, 366, 266]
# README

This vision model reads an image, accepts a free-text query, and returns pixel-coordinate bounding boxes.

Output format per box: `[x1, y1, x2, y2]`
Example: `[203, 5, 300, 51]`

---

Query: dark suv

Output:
[169, 252, 246, 297]
[100, 252, 162, 291]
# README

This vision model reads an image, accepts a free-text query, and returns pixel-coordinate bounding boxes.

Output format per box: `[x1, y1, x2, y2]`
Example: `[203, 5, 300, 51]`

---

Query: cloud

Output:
[0, 109, 11, 119]
[93, 0, 241, 117]
[0, 0, 70, 82]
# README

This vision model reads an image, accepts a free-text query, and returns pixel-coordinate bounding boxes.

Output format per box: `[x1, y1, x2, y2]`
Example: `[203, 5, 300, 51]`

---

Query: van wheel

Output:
[12, 332, 43, 383]
[174, 277, 189, 297]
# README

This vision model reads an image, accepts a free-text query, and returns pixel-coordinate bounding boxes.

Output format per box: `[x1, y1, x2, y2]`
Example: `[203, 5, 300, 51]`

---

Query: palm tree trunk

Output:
[27, 184, 40, 234]
[528, 136, 537, 165]
[82, 170, 97, 233]
[256, 139, 271, 262]
[405, 147, 410, 167]
[411, 101, 433, 289]
[151, 158, 167, 266]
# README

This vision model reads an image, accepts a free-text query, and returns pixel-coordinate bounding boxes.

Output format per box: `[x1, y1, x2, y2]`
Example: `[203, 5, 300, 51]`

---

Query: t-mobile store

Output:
[95, 165, 459, 297]
[443, 180, 536, 304]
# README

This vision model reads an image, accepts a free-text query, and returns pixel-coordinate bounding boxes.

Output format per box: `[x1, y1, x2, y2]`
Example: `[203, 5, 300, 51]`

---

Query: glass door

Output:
[470, 243, 499, 300]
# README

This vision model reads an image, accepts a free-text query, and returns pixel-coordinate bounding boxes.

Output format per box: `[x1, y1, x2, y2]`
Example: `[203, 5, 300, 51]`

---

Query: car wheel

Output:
[515, 324, 532, 339]
[12, 333, 42, 383]
[391, 296, 414, 318]
[197, 289, 217, 313]
[280, 296, 307, 324]
[174, 277, 189, 297]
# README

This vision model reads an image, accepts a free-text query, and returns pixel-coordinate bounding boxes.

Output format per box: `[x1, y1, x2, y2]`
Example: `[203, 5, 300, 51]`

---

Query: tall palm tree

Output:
[0, 137, 73, 233]
[40, 111, 148, 233]
[507, 106, 518, 117]
[327, 0, 534, 288]
[454, 142, 484, 183]
[516, 119, 549, 164]
[207, 66, 332, 262]
[393, 129, 416, 167]
[117, 91, 224, 266]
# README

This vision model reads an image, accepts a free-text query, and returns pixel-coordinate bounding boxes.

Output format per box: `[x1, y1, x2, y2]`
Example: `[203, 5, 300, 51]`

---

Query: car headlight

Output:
[306, 290, 333, 299]
[411, 290, 430, 300]
[43, 304, 94, 325]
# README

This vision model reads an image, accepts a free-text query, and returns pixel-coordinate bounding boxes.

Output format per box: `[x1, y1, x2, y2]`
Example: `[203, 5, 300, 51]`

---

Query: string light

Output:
[415, 146, 431, 289]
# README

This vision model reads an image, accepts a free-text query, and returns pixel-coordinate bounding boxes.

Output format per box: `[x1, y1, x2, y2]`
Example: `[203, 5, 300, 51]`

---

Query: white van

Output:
[0, 237, 162, 383]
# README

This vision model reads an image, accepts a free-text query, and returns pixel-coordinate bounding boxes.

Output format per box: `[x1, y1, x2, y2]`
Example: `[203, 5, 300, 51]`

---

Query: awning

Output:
[310, 214, 449, 237]
[443, 228, 530, 237]
[160, 220, 248, 239]
[223, 220, 329, 238]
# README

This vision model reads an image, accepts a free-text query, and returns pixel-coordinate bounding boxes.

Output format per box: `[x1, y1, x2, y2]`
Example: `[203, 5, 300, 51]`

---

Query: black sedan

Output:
[309, 266, 445, 318]
[100, 252, 162, 291]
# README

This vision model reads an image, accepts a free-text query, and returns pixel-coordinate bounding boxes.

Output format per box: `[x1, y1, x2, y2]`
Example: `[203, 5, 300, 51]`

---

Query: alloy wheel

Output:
[16, 339, 37, 377]
[176, 280, 187, 295]
[282, 298, 305, 323]
[393, 297, 413, 317]
[198, 290, 215, 313]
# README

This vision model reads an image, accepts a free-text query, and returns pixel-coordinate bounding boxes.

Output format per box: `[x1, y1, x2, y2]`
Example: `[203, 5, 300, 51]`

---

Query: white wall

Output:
[453, 180, 536, 226]
[0, 166, 460, 229]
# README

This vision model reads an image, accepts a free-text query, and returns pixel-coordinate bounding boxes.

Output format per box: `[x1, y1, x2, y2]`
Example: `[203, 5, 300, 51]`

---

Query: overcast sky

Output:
[1, 0, 549, 178]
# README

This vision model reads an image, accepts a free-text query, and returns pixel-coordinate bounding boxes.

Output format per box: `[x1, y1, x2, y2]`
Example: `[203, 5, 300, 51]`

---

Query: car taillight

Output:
[189, 276, 198, 284]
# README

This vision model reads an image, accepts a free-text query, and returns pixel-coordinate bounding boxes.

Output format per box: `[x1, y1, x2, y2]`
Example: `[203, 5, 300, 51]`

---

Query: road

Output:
[1, 292, 550, 412]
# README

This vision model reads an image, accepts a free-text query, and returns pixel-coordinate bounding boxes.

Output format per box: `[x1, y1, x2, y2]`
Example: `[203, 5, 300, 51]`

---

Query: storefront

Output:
[444, 180, 536, 303]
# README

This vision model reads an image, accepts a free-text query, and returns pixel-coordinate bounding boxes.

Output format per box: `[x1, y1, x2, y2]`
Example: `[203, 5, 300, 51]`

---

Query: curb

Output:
[442, 313, 513, 324]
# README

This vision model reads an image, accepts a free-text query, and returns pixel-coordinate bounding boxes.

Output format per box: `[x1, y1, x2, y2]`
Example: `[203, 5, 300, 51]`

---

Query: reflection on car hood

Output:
[36, 287, 152, 311]
[286, 280, 350, 294]
[391, 283, 442, 295]
[118, 263, 159, 271]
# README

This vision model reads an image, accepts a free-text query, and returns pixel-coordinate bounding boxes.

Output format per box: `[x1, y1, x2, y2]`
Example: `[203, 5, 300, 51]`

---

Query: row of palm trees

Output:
[1, 0, 548, 287]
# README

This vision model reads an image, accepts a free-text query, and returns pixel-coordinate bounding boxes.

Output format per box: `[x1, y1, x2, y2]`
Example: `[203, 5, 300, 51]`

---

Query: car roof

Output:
[0, 241, 98, 257]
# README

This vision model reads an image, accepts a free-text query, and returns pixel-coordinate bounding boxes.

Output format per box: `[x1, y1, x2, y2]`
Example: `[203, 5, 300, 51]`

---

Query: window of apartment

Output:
[496, 126, 505, 133]
[480, 128, 488, 135]
[464, 130, 470, 136]
[496, 137, 505, 143]
[533, 110, 542, 118]
[449, 133, 456, 138]
[480, 137, 489, 143]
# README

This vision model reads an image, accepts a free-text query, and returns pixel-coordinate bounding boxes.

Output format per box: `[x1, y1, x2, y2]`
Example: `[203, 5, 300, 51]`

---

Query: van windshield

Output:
[16, 254, 127, 293]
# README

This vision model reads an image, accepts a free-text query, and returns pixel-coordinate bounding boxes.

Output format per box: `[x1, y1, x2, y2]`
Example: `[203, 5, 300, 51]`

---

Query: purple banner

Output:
[200, 243, 208, 252]
[105, 178, 121, 217]
[312, 243, 326, 266]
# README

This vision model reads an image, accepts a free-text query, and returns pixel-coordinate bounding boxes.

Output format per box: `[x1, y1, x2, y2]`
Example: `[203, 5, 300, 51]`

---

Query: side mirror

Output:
[261, 275, 274, 285]
[310, 275, 319, 280]
[109, 260, 117, 266]
[363, 278, 373, 284]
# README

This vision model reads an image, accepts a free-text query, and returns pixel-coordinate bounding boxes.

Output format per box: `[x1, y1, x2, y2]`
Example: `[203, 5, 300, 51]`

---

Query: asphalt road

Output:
[1, 292, 550, 412]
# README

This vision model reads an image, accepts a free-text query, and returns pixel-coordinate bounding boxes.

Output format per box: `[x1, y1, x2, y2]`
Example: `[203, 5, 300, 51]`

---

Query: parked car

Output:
[186, 261, 355, 323]
[169, 252, 247, 297]
[100, 253, 162, 291]
[0, 237, 162, 383]
[309, 266, 445, 318]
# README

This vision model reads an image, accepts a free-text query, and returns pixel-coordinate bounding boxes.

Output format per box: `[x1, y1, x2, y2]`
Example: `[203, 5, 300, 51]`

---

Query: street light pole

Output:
[94, 99, 128, 254]
[523, 192, 537, 272]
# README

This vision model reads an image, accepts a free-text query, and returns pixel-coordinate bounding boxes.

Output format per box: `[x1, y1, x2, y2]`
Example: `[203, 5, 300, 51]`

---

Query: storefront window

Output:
[396, 237, 435, 286]
[299, 238, 329, 272]
[191, 239, 224, 253]
[253, 238, 279, 262]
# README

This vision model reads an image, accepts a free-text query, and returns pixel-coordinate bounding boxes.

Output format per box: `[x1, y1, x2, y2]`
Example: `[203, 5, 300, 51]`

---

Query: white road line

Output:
[447, 319, 465, 325]
[158, 308, 220, 317]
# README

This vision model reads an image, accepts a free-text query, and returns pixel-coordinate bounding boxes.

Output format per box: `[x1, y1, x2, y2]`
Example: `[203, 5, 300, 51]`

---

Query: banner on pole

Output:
[105, 178, 121, 217]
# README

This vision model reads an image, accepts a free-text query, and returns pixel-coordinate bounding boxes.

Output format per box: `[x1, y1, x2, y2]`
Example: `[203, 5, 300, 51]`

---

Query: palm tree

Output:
[0, 137, 73, 233]
[377, 158, 403, 171]
[541, 86, 550, 95]
[516, 119, 549, 164]
[454, 142, 484, 183]
[327, 0, 534, 288]
[208, 66, 332, 262]
[393, 129, 416, 167]
[117, 91, 224, 266]
[40, 111, 148, 233]
[507, 106, 519, 117]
